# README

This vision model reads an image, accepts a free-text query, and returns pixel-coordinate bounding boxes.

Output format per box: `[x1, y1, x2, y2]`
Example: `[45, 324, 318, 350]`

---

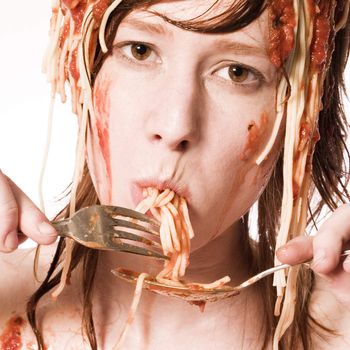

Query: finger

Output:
[312, 204, 350, 274]
[276, 235, 313, 265]
[0, 170, 19, 252]
[6, 176, 57, 245]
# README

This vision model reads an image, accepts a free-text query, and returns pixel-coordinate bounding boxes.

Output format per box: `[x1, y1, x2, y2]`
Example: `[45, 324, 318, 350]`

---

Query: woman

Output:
[0, 0, 350, 349]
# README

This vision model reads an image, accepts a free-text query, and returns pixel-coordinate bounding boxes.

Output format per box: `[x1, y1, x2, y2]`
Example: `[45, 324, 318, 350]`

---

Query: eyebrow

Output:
[121, 18, 172, 37]
[212, 39, 268, 57]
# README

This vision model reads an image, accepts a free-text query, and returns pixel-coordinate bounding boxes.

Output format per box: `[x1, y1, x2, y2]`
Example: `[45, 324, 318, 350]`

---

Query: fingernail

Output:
[38, 222, 57, 236]
[312, 250, 326, 269]
[277, 246, 289, 256]
[4, 232, 18, 251]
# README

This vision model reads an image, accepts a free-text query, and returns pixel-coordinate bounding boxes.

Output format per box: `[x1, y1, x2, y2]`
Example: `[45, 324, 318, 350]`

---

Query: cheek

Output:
[240, 111, 270, 161]
[200, 108, 280, 239]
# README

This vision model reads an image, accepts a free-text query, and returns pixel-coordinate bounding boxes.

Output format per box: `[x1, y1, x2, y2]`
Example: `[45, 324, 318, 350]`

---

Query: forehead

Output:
[146, 0, 234, 20]
[120, 0, 269, 49]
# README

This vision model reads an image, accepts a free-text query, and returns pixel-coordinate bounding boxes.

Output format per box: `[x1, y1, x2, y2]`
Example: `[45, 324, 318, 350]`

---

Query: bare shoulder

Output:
[0, 244, 88, 349]
[0, 244, 57, 321]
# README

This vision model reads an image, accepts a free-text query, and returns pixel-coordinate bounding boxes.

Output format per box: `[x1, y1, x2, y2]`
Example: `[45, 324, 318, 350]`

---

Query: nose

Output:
[144, 71, 201, 152]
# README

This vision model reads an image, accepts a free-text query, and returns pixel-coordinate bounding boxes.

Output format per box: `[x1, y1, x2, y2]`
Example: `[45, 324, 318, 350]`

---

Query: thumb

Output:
[276, 236, 313, 265]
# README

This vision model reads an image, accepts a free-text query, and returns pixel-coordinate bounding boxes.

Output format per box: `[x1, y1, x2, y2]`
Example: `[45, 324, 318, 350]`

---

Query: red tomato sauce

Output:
[292, 179, 300, 201]
[308, 1, 332, 73]
[61, 0, 88, 34]
[94, 79, 111, 118]
[268, 0, 296, 67]
[0, 316, 25, 350]
[93, 0, 111, 24]
[96, 118, 112, 190]
[61, 0, 111, 33]
[57, 0, 112, 84]
[69, 48, 80, 82]
[240, 112, 269, 161]
[93, 77, 112, 201]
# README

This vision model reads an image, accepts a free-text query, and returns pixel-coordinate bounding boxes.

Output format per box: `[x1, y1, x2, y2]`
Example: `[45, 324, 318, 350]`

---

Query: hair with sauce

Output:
[27, 0, 350, 349]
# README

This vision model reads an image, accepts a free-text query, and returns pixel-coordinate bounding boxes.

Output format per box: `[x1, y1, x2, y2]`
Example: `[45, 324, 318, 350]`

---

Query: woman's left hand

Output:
[276, 204, 350, 308]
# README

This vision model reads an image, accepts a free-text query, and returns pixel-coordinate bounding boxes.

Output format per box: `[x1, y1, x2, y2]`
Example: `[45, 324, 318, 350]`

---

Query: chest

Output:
[91, 294, 265, 350]
[0, 307, 263, 350]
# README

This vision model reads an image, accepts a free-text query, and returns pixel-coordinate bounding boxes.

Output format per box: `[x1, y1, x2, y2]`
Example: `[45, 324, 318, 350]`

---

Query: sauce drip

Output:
[0, 316, 25, 350]
[94, 78, 112, 193]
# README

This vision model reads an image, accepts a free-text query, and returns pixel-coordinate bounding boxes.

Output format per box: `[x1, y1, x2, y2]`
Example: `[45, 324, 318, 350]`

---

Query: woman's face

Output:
[87, 0, 280, 251]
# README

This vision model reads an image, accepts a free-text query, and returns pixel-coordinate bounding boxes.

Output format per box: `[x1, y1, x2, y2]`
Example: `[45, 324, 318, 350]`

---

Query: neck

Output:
[91, 221, 264, 348]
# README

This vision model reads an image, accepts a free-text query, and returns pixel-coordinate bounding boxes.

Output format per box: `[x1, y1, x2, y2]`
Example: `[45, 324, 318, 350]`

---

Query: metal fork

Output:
[113, 249, 350, 303]
[52, 205, 167, 260]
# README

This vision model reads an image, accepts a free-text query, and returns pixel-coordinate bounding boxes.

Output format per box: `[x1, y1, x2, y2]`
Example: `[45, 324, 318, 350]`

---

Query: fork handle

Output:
[236, 249, 350, 290]
[52, 220, 73, 239]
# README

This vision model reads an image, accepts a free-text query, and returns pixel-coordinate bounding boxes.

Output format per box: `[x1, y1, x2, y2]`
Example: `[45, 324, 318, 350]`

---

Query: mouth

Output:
[131, 178, 190, 207]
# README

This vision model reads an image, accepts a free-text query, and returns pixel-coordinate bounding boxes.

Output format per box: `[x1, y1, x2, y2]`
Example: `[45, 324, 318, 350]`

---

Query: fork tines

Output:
[104, 205, 160, 227]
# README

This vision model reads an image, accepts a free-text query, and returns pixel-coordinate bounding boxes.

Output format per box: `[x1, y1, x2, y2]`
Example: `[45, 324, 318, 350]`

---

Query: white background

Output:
[0, 2, 349, 247]
[0, 2, 77, 221]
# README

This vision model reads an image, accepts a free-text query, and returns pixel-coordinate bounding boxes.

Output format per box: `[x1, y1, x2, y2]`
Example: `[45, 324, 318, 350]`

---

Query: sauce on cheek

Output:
[240, 112, 269, 161]
[93, 78, 112, 201]
[0, 316, 25, 350]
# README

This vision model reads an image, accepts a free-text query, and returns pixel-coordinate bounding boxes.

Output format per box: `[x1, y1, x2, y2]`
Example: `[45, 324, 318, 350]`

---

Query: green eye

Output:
[131, 43, 152, 61]
[228, 65, 249, 83]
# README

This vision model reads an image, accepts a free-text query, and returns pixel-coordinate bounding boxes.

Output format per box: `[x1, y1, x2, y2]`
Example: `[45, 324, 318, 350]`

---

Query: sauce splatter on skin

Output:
[0, 316, 25, 350]
[94, 79, 111, 118]
[240, 112, 269, 161]
[93, 78, 112, 202]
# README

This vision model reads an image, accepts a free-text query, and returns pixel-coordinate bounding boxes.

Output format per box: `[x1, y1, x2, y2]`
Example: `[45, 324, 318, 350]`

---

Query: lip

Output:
[131, 178, 191, 207]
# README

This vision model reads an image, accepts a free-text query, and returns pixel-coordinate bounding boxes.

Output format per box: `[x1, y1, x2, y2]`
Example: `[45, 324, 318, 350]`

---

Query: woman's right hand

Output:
[0, 169, 57, 253]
